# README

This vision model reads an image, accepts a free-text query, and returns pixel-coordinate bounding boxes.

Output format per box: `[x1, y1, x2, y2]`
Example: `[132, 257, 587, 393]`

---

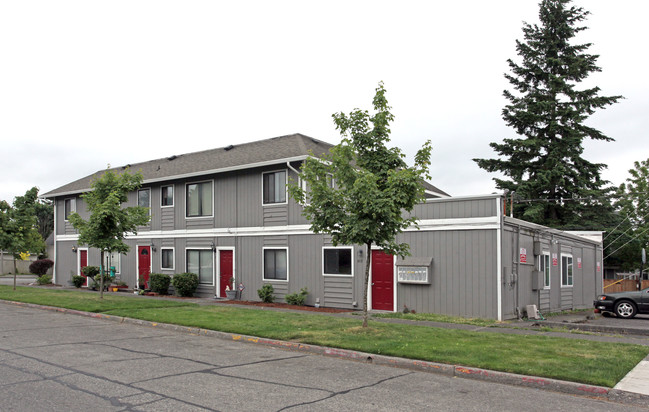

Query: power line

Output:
[604, 225, 649, 260]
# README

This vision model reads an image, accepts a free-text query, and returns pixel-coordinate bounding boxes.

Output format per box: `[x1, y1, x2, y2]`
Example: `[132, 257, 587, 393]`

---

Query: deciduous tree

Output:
[288, 82, 432, 327]
[68, 169, 150, 298]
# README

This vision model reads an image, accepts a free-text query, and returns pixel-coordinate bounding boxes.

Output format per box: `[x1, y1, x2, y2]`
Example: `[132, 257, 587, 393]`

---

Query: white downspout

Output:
[53, 200, 57, 284]
[496, 196, 503, 321]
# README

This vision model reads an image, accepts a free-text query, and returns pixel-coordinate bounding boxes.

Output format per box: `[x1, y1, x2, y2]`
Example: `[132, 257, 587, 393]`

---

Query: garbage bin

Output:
[110, 266, 116, 278]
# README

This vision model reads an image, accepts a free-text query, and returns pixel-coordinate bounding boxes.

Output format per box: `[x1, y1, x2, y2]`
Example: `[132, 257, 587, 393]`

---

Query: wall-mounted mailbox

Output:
[396, 256, 433, 285]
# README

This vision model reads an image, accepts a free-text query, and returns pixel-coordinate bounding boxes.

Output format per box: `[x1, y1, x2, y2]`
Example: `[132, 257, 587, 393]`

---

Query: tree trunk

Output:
[362, 242, 372, 328]
[100, 250, 105, 299]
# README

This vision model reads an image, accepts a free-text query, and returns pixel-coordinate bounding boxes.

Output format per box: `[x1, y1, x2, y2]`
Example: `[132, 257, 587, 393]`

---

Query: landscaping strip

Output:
[0, 286, 647, 389]
[2, 299, 649, 408]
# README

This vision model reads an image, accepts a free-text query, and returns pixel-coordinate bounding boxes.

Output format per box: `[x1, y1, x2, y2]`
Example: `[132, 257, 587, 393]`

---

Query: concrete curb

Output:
[534, 321, 649, 337]
[3, 300, 649, 408]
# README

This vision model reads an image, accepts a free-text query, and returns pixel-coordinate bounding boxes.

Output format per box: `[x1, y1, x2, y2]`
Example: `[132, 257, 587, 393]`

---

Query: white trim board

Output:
[55, 216, 501, 243]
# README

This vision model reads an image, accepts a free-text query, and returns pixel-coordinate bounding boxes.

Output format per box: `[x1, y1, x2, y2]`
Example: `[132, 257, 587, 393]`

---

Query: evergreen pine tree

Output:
[474, 0, 621, 229]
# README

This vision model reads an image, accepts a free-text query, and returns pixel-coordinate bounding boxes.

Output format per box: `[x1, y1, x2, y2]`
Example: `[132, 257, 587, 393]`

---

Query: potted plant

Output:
[225, 276, 237, 300]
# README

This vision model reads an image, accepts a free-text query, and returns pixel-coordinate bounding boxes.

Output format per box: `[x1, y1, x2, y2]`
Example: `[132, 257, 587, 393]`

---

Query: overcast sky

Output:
[1, 0, 647, 204]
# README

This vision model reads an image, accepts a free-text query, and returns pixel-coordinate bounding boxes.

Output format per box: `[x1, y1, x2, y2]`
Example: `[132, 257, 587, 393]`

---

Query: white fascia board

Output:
[424, 193, 503, 203]
[425, 190, 451, 198]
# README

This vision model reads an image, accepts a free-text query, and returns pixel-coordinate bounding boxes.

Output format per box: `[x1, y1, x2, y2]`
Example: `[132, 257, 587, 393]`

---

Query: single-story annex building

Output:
[42, 134, 604, 320]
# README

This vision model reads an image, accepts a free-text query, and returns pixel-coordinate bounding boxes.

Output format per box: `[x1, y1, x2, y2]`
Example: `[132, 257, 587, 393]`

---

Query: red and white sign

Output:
[519, 248, 527, 263]
[597, 262, 601, 272]
[577, 257, 582, 269]
[552, 253, 558, 267]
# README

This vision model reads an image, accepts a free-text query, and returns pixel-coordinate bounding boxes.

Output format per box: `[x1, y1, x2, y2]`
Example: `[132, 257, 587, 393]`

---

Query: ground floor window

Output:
[161, 248, 174, 270]
[539, 253, 550, 288]
[263, 248, 288, 280]
[104, 251, 121, 275]
[187, 249, 213, 285]
[561, 255, 573, 286]
[323, 247, 352, 276]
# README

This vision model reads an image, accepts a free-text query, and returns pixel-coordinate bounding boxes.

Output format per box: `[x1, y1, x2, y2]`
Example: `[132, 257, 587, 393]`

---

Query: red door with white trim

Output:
[138, 246, 151, 288]
[219, 250, 233, 297]
[79, 250, 89, 286]
[371, 250, 394, 310]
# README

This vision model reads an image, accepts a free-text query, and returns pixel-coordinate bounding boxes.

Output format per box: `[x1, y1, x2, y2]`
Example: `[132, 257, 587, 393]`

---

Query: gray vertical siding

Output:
[396, 229, 499, 319]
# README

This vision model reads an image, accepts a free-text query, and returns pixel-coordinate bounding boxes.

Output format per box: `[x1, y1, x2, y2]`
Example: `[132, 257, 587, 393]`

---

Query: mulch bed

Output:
[218, 300, 354, 313]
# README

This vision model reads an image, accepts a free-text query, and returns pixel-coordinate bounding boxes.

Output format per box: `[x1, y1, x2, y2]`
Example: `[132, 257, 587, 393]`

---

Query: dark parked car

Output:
[594, 287, 649, 318]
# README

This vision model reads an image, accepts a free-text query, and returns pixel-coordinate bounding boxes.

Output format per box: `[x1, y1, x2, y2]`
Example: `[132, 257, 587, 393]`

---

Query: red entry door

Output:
[138, 246, 151, 288]
[371, 250, 394, 311]
[219, 250, 233, 297]
[79, 250, 88, 286]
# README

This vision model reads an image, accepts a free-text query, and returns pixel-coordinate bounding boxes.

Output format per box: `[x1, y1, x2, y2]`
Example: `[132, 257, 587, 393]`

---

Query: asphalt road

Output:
[2, 304, 646, 411]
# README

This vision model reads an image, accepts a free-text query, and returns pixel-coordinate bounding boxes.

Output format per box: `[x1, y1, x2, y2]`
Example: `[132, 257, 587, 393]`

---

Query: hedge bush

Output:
[71, 275, 85, 288]
[285, 287, 308, 306]
[29, 259, 54, 275]
[149, 273, 171, 295]
[257, 284, 275, 303]
[172, 273, 199, 297]
[36, 274, 52, 285]
[91, 273, 112, 291]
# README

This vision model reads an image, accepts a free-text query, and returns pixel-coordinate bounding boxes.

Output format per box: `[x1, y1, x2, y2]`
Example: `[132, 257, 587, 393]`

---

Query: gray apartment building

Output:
[43, 134, 603, 320]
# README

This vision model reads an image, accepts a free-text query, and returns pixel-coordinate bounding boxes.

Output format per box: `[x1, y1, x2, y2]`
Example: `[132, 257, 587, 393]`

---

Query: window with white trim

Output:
[103, 251, 121, 275]
[161, 248, 174, 270]
[263, 248, 288, 280]
[262, 171, 286, 204]
[539, 253, 550, 288]
[64, 198, 76, 220]
[186, 181, 213, 217]
[137, 189, 151, 217]
[161, 185, 174, 207]
[187, 249, 213, 285]
[561, 255, 573, 286]
[323, 247, 352, 276]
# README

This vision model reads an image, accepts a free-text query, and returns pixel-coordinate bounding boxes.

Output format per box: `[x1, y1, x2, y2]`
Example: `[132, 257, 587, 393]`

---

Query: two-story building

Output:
[43, 133, 603, 320]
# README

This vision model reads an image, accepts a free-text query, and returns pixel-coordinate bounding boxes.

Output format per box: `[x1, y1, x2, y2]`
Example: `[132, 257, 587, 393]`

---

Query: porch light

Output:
[150, 242, 156, 252]
[72, 245, 77, 253]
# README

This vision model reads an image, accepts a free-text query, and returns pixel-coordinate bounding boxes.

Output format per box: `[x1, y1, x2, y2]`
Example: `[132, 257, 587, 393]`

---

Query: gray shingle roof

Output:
[42, 133, 333, 197]
[42, 133, 449, 198]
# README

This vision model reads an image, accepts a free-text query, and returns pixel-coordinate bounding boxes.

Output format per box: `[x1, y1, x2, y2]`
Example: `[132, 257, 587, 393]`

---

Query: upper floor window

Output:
[561, 255, 573, 287]
[138, 189, 151, 216]
[186, 181, 213, 217]
[64, 198, 76, 220]
[263, 171, 286, 205]
[161, 185, 174, 207]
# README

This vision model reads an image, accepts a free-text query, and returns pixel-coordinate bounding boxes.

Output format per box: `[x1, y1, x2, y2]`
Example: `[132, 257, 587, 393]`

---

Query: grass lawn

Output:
[370, 311, 497, 327]
[1, 286, 647, 388]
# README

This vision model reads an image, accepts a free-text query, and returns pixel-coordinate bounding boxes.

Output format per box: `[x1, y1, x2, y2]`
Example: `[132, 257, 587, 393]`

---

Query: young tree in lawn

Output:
[474, 0, 621, 229]
[0, 187, 46, 289]
[68, 169, 150, 298]
[288, 82, 432, 327]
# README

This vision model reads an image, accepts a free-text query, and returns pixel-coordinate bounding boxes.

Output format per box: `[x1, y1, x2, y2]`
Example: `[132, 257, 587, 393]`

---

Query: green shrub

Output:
[149, 273, 171, 295]
[257, 284, 275, 303]
[71, 275, 85, 288]
[91, 273, 111, 291]
[81, 266, 100, 278]
[36, 274, 52, 285]
[172, 273, 199, 297]
[285, 287, 308, 306]
[29, 259, 54, 275]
